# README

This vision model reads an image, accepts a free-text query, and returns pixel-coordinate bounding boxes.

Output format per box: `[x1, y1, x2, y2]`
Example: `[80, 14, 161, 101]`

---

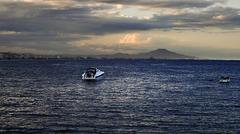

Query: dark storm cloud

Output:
[2, 3, 238, 35]
[0, 0, 240, 55]
[93, 0, 223, 9]
[0, 1, 155, 34]
[0, 1, 156, 54]
[1, 0, 238, 34]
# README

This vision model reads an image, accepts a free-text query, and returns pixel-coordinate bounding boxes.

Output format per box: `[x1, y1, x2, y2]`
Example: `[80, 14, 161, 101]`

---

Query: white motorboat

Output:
[82, 67, 104, 81]
[219, 76, 230, 83]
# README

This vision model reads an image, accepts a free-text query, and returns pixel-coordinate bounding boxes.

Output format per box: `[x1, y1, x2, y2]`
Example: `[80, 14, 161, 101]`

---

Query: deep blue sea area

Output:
[0, 59, 239, 133]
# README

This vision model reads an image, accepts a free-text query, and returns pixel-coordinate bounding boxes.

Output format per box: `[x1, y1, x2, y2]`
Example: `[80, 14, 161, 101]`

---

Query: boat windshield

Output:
[86, 68, 96, 74]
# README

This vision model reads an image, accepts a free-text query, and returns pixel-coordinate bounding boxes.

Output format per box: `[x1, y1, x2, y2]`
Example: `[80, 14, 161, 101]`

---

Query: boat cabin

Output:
[86, 68, 97, 74]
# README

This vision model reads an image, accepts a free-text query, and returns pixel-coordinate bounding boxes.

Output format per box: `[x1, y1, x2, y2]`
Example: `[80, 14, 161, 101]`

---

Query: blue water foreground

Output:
[0, 59, 239, 133]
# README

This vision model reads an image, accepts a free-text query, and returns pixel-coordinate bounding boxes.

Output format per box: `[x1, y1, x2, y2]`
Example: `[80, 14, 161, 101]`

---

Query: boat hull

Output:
[219, 80, 230, 83]
[82, 72, 104, 81]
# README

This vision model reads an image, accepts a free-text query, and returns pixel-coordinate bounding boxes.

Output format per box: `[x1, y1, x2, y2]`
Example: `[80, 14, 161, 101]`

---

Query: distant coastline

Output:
[1, 49, 240, 61]
[0, 49, 195, 60]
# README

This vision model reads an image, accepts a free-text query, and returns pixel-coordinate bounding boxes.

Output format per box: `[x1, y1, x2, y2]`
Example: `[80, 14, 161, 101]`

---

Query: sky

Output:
[0, 0, 240, 59]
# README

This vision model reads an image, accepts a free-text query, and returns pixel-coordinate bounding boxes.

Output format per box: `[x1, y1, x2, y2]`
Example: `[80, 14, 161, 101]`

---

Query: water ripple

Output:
[0, 59, 239, 133]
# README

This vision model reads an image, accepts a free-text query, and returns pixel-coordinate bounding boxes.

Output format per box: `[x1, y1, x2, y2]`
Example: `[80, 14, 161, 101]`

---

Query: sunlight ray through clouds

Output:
[0, 0, 240, 58]
[119, 33, 152, 44]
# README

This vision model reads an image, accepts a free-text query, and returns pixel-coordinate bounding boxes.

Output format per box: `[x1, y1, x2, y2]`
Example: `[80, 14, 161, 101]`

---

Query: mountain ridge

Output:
[0, 49, 195, 59]
[96, 49, 195, 59]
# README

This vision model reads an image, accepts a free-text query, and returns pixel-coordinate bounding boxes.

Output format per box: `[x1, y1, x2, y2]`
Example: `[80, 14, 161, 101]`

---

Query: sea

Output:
[0, 59, 239, 133]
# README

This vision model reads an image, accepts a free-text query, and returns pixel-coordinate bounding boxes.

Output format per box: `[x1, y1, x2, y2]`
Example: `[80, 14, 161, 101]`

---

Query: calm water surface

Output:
[0, 59, 240, 133]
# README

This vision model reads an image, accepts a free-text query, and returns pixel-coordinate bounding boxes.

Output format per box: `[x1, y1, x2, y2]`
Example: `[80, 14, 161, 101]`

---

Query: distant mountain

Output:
[97, 49, 195, 59]
[0, 49, 195, 60]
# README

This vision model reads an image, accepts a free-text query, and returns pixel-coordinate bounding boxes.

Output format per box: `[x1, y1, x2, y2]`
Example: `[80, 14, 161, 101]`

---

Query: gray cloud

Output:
[0, 1, 157, 54]
[1, 1, 239, 31]
[152, 7, 240, 28]
[93, 0, 223, 9]
[0, 0, 240, 57]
